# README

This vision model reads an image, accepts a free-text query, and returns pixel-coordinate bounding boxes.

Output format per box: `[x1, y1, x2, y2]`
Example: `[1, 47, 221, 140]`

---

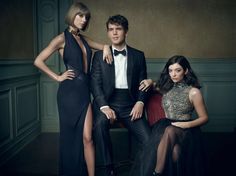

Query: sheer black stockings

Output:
[155, 125, 185, 174]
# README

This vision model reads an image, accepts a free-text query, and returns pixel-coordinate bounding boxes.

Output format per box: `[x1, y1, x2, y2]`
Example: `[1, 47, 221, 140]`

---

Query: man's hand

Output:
[130, 102, 144, 121]
[139, 79, 153, 91]
[101, 107, 116, 120]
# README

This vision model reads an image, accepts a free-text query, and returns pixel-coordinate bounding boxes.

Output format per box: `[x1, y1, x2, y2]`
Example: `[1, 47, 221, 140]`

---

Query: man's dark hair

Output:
[106, 14, 129, 32]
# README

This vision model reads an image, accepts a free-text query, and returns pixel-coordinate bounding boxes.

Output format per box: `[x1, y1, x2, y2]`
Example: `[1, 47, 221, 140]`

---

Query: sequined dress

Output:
[130, 82, 207, 176]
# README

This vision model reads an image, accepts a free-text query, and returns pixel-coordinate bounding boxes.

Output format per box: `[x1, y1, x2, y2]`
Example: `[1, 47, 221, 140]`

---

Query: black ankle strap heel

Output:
[152, 171, 161, 176]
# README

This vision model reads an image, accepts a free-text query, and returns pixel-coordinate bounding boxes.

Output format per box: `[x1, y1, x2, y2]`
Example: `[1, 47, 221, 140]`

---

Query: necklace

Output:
[68, 28, 80, 36]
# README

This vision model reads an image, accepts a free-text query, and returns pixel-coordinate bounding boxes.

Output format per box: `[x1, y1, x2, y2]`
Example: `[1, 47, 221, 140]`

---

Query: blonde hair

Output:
[65, 2, 91, 31]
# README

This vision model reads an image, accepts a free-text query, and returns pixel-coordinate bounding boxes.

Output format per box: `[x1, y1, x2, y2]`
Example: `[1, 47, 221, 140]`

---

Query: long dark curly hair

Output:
[156, 55, 201, 94]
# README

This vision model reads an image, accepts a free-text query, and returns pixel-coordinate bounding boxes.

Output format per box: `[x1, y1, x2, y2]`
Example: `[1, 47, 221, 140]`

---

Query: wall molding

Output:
[0, 60, 41, 166]
[36, 58, 236, 132]
[146, 58, 236, 132]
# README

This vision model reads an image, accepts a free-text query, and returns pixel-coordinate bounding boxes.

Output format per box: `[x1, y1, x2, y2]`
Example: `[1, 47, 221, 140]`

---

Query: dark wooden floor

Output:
[203, 132, 236, 176]
[0, 133, 130, 176]
[0, 133, 59, 176]
[0, 132, 235, 176]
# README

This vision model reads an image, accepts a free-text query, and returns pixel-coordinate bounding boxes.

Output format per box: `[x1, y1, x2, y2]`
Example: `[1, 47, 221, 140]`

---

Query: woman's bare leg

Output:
[83, 104, 95, 176]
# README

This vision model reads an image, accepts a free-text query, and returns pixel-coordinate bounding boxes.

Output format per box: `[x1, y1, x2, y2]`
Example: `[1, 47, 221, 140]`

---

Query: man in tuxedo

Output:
[90, 14, 151, 176]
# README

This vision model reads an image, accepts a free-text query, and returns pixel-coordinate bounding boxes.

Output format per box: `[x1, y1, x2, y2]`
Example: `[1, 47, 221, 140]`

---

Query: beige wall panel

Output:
[80, 0, 235, 58]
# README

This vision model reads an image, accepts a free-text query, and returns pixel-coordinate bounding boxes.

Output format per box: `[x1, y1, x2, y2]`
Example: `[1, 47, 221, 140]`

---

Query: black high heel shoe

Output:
[152, 171, 161, 176]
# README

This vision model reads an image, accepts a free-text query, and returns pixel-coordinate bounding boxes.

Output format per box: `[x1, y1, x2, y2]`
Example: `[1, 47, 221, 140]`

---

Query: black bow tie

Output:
[114, 49, 126, 56]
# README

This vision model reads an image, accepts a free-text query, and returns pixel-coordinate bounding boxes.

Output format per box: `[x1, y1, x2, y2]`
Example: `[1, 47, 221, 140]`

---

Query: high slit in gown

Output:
[57, 29, 92, 176]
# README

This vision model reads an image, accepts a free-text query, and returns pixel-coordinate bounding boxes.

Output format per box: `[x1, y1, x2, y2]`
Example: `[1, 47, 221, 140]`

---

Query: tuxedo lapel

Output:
[127, 45, 134, 89]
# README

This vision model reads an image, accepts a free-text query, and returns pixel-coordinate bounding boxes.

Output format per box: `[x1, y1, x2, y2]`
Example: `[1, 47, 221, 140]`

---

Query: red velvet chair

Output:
[146, 91, 166, 126]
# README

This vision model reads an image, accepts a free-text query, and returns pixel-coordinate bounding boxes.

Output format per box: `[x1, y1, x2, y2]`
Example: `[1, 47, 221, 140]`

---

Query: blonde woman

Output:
[34, 2, 112, 176]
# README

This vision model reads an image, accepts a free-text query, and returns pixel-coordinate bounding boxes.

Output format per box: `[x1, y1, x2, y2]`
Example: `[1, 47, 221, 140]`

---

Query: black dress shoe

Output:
[109, 169, 116, 176]
[105, 169, 116, 176]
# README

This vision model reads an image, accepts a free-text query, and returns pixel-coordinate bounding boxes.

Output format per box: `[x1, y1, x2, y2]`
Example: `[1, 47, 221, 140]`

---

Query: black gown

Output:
[57, 29, 92, 176]
[130, 83, 207, 176]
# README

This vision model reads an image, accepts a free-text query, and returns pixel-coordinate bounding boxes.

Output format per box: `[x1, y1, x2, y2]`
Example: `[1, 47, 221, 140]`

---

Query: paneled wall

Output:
[36, 0, 72, 132]
[0, 0, 235, 167]
[0, 61, 41, 165]
[0, 0, 40, 165]
[147, 58, 236, 132]
[36, 0, 236, 133]
[38, 57, 236, 133]
[37, 0, 60, 132]
[0, 0, 35, 59]
[82, 0, 236, 58]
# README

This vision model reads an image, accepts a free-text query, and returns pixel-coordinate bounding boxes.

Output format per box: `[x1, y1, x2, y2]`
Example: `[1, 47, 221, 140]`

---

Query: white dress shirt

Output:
[112, 46, 128, 89]
[100, 45, 144, 110]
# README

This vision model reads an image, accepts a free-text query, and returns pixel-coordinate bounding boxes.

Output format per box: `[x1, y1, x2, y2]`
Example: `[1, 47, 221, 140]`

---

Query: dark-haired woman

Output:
[34, 2, 112, 176]
[131, 55, 208, 176]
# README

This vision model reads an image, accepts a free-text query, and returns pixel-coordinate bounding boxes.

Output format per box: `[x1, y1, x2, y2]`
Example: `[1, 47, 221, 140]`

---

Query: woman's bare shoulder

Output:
[189, 87, 202, 102]
[49, 33, 65, 49]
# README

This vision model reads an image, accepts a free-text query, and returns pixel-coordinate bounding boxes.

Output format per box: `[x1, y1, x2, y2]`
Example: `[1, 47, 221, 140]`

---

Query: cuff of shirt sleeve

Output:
[100, 105, 109, 110]
[136, 101, 144, 105]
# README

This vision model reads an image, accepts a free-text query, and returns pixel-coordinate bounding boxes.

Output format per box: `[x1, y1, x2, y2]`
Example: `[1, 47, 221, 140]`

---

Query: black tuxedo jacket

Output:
[90, 45, 148, 108]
